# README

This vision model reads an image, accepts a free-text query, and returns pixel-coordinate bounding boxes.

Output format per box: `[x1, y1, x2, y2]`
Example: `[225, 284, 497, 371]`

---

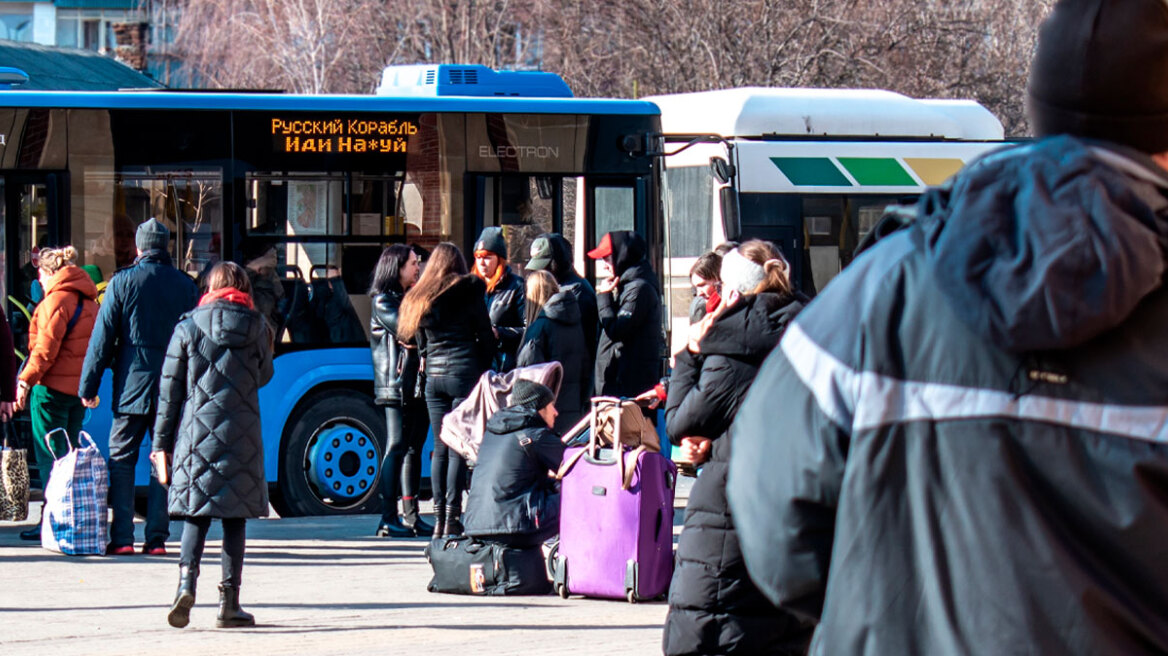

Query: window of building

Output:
[56, 9, 131, 52]
[0, 14, 32, 42]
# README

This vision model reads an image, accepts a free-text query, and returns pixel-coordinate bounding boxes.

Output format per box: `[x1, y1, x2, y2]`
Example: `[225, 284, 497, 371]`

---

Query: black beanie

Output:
[1027, 0, 1168, 153]
[474, 226, 507, 259]
[509, 379, 556, 412]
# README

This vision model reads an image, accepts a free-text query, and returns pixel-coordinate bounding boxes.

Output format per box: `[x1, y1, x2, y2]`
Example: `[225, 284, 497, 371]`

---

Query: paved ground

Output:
[0, 480, 692, 656]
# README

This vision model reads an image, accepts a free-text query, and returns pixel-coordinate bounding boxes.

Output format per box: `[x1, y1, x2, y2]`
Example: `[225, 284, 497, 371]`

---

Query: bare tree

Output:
[168, 0, 1052, 135]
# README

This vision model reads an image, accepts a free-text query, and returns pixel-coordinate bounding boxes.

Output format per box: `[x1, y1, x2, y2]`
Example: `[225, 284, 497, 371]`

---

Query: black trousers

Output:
[378, 400, 430, 518]
[107, 412, 170, 548]
[425, 375, 475, 509]
[179, 517, 247, 586]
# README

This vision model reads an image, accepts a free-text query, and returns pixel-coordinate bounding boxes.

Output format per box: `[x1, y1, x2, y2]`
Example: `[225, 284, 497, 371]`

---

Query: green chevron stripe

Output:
[770, 157, 852, 186]
[837, 157, 917, 186]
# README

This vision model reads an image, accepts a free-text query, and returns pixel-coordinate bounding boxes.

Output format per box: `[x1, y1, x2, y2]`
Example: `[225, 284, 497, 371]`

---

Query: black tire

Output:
[273, 389, 386, 517]
[556, 582, 569, 599]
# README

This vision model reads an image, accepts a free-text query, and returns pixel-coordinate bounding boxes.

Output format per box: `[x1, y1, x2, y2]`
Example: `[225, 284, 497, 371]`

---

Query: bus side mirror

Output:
[720, 186, 740, 241]
[710, 156, 735, 184]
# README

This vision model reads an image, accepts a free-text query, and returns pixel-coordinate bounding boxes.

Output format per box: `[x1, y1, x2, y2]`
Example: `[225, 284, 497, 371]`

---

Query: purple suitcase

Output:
[553, 405, 677, 602]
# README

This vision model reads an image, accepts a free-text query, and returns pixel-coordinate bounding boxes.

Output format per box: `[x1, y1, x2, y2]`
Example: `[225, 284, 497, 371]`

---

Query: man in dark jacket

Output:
[473, 227, 525, 372]
[589, 231, 663, 398]
[728, 1, 1168, 653]
[80, 218, 199, 555]
[526, 233, 599, 363]
[463, 380, 564, 547]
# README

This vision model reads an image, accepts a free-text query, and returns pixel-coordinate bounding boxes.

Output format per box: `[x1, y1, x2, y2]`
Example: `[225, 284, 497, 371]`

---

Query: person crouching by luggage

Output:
[662, 240, 812, 656]
[14, 246, 99, 541]
[152, 262, 273, 629]
[463, 380, 564, 548]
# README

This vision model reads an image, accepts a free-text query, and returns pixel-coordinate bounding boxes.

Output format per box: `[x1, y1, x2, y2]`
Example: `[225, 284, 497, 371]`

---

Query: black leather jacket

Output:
[418, 275, 495, 381]
[370, 289, 420, 406]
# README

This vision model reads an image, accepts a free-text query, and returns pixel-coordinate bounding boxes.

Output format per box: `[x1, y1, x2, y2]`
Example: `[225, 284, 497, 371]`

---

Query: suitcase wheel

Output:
[556, 582, 569, 599]
[626, 590, 637, 604]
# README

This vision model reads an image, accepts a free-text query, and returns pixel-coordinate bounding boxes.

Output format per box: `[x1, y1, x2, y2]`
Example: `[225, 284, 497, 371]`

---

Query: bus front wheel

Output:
[274, 389, 386, 517]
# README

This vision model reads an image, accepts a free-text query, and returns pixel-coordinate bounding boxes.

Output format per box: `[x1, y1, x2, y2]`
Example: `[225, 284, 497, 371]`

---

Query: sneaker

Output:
[142, 544, 167, 556]
[106, 544, 135, 556]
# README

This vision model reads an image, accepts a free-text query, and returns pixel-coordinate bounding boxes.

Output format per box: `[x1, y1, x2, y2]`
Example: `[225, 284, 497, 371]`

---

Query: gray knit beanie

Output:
[135, 218, 169, 251]
[509, 379, 556, 412]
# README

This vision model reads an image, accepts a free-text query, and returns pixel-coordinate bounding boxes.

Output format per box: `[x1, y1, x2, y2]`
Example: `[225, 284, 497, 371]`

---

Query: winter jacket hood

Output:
[190, 298, 269, 350]
[44, 265, 100, 300]
[541, 233, 576, 283]
[485, 404, 547, 435]
[610, 231, 652, 279]
[923, 136, 1168, 352]
[540, 290, 580, 325]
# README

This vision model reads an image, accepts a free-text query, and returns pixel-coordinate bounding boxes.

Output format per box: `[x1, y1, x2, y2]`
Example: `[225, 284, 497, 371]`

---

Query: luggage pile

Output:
[552, 397, 677, 603]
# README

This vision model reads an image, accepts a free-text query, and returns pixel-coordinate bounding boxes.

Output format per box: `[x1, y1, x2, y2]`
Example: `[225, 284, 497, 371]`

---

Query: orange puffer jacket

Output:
[21, 265, 99, 396]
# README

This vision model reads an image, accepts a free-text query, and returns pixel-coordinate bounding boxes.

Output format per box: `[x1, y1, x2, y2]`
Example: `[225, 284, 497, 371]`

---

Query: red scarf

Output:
[200, 287, 254, 309]
[705, 289, 721, 314]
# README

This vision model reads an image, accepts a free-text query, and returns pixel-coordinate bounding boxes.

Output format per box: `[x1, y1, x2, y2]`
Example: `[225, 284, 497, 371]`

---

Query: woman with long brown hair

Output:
[398, 242, 494, 538]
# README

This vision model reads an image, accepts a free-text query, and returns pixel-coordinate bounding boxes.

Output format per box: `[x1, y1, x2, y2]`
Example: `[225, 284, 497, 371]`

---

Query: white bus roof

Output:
[646, 87, 1004, 141]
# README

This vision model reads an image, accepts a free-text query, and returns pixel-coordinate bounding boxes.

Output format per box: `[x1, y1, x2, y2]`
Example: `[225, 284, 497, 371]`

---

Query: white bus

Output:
[648, 87, 1005, 351]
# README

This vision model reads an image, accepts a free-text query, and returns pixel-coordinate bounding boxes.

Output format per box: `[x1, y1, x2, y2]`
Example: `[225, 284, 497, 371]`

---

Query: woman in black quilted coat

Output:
[662, 240, 812, 656]
[153, 261, 273, 630]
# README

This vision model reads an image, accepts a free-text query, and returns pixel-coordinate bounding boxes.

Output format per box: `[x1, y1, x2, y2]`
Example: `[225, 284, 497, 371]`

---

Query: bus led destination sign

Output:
[271, 117, 418, 154]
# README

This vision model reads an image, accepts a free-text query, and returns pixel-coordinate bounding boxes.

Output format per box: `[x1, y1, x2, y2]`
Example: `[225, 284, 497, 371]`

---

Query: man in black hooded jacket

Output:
[588, 231, 663, 398]
[526, 233, 599, 362]
[728, 1, 1168, 653]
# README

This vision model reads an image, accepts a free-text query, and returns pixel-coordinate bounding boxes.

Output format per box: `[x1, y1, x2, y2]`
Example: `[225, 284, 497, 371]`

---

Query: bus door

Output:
[467, 173, 568, 276]
[2, 171, 69, 360]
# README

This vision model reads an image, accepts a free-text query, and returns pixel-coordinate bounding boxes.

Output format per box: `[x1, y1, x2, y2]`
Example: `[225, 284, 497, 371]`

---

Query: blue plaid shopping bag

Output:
[40, 429, 109, 555]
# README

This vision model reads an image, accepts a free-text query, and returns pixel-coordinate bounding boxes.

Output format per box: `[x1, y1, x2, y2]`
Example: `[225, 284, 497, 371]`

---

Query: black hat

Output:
[135, 218, 169, 251]
[527, 235, 554, 271]
[1027, 0, 1168, 153]
[474, 226, 507, 259]
[509, 379, 556, 412]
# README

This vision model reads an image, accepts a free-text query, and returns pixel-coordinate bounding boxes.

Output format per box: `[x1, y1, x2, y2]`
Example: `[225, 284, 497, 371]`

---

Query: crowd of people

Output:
[7, 1, 1168, 649]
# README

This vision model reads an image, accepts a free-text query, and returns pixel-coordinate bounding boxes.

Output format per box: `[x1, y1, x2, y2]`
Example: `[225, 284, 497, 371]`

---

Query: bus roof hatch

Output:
[377, 64, 573, 98]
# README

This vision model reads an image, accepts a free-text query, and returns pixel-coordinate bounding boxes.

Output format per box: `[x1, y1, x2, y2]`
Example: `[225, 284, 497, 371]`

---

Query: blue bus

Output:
[3, 65, 664, 516]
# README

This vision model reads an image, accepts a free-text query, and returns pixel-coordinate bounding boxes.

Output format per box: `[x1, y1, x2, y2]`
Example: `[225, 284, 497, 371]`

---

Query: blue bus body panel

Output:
[79, 347, 431, 488]
[0, 91, 659, 116]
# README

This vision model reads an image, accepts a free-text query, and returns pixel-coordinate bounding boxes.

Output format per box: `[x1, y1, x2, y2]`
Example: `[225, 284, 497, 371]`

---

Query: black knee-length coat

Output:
[662, 291, 812, 656]
[153, 298, 274, 519]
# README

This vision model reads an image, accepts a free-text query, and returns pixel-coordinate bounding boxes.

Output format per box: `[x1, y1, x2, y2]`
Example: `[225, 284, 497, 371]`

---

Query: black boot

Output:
[444, 504, 463, 538]
[215, 584, 255, 628]
[401, 497, 434, 537]
[19, 515, 41, 541]
[375, 513, 414, 538]
[167, 564, 199, 628]
[431, 504, 446, 539]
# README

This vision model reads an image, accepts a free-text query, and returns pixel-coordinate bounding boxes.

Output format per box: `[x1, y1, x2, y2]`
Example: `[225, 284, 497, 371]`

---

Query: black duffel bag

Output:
[425, 536, 551, 596]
